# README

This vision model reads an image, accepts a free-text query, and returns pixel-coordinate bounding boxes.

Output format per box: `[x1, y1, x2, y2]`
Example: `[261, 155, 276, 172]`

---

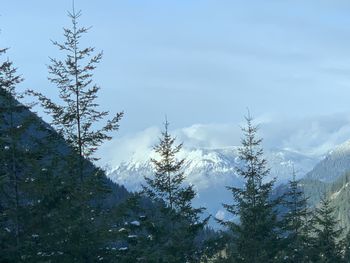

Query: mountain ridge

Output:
[107, 146, 320, 223]
[304, 139, 350, 183]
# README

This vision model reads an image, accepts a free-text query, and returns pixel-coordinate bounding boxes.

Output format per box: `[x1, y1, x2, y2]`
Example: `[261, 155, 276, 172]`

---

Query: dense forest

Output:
[1, 6, 350, 263]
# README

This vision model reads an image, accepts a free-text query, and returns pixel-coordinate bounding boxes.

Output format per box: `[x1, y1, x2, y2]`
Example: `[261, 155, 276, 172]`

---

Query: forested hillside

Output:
[2, 4, 350, 263]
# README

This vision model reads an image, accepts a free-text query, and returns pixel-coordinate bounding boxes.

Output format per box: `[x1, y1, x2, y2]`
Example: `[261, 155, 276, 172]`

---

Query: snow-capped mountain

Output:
[294, 140, 350, 234]
[305, 140, 350, 183]
[107, 146, 319, 223]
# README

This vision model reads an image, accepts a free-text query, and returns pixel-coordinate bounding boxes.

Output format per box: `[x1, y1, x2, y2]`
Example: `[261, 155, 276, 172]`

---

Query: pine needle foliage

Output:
[0, 49, 27, 261]
[143, 120, 187, 211]
[311, 197, 343, 263]
[0, 48, 53, 262]
[142, 120, 208, 262]
[28, 7, 123, 166]
[25, 7, 123, 261]
[279, 169, 313, 263]
[220, 114, 280, 263]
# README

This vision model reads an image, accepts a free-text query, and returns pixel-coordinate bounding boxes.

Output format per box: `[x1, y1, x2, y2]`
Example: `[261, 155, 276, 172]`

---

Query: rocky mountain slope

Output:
[298, 140, 350, 233]
[304, 140, 350, 183]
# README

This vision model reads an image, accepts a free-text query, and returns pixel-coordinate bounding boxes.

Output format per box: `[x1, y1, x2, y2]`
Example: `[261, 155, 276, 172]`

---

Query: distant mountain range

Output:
[107, 146, 320, 223]
[304, 140, 350, 183]
[10, 92, 350, 231]
[300, 140, 350, 234]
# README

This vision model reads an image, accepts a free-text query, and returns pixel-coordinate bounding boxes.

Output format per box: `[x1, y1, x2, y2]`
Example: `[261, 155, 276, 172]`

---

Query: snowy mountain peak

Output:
[305, 139, 350, 182]
[107, 146, 319, 224]
[328, 139, 350, 157]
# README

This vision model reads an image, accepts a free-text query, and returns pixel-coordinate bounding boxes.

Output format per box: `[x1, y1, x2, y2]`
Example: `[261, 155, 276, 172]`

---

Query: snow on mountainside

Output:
[305, 140, 350, 183]
[297, 140, 350, 234]
[107, 146, 319, 222]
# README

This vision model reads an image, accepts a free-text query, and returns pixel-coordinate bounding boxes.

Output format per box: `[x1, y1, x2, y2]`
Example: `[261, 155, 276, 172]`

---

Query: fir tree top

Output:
[143, 119, 187, 212]
[27, 7, 123, 162]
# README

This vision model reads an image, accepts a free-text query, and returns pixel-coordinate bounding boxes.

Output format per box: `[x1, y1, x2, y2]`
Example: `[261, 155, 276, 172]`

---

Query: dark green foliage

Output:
[311, 197, 343, 263]
[25, 7, 123, 262]
[0, 50, 33, 261]
[106, 194, 160, 263]
[4, 4, 350, 262]
[143, 120, 187, 211]
[343, 231, 350, 262]
[293, 171, 350, 253]
[28, 8, 123, 165]
[201, 230, 231, 263]
[141, 120, 208, 262]
[279, 170, 313, 263]
[0, 48, 59, 262]
[220, 114, 281, 263]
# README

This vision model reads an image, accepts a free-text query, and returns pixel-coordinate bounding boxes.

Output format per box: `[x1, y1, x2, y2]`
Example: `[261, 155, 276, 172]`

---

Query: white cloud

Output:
[98, 112, 350, 167]
[260, 113, 350, 157]
[215, 210, 226, 221]
[174, 123, 241, 149]
[98, 126, 160, 168]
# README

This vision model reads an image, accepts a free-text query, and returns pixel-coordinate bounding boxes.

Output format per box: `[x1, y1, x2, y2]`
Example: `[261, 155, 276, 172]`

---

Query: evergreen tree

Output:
[0, 47, 51, 262]
[342, 230, 350, 262]
[0, 48, 25, 262]
[311, 197, 343, 263]
[141, 120, 208, 262]
[280, 168, 313, 263]
[0, 46, 79, 262]
[220, 114, 280, 263]
[110, 194, 160, 263]
[28, 6, 123, 261]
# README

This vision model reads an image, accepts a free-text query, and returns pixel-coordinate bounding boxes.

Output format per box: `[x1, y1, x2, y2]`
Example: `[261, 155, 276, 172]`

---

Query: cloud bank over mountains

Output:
[101, 112, 350, 225]
[99, 112, 350, 168]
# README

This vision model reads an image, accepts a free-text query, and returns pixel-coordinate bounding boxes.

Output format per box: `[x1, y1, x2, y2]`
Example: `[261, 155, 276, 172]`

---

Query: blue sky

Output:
[2, 0, 350, 162]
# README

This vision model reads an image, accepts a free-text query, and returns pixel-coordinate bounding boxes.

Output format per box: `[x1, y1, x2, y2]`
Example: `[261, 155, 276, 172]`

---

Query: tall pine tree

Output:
[0, 46, 53, 262]
[28, 6, 123, 262]
[311, 197, 343, 263]
[342, 230, 350, 262]
[279, 168, 313, 262]
[142, 119, 208, 262]
[0, 48, 26, 262]
[220, 114, 280, 262]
